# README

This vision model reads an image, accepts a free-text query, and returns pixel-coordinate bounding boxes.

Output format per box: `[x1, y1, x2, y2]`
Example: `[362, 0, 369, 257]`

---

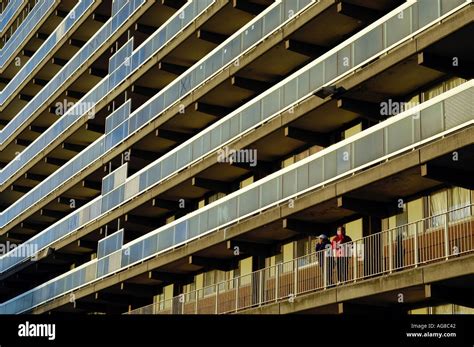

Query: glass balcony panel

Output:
[353, 25, 383, 66]
[283, 0, 299, 20]
[210, 127, 221, 149]
[199, 211, 209, 234]
[175, 221, 188, 244]
[148, 162, 162, 186]
[282, 170, 297, 198]
[221, 119, 231, 143]
[242, 19, 262, 50]
[297, 70, 310, 97]
[417, 0, 440, 28]
[222, 38, 240, 66]
[353, 129, 385, 167]
[263, 3, 281, 35]
[162, 153, 177, 178]
[192, 136, 203, 160]
[444, 88, 473, 129]
[385, 8, 412, 47]
[238, 188, 259, 217]
[441, 0, 465, 13]
[323, 53, 337, 83]
[262, 89, 281, 119]
[109, 251, 122, 273]
[385, 116, 419, 153]
[202, 132, 211, 155]
[143, 234, 159, 258]
[205, 52, 222, 79]
[336, 144, 352, 175]
[129, 241, 144, 264]
[297, 164, 309, 191]
[177, 145, 191, 169]
[337, 45, 352, 75]
[230, 113, 241, 138]
[420, 102, 444, 139]
[323, 151, 337, 180]
[189, 215, 200, 239]
[241, 101, 261, 130]
[283, 78, 298, 107]
[208, 207, 219, 230]
[218, 198, 238, 225]
[309, 62, 324, 91]
[260, 177, 281, 207]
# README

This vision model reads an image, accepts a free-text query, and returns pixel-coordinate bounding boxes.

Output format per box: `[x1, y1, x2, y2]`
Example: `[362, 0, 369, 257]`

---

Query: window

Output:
[295, 237, 317, 267]
[265, 253, 283, 277]
[203, 270, 226, 296]
[429, 189, 447, 228]
[203, 271, 215, 297]
[183, 282, 197, 302]
[448, 187, 471, 221]
[429, 187, 472, 226]
[422, 77, 467, 102]
[208, 192, 226, 204]
[156, 293, 166, 312]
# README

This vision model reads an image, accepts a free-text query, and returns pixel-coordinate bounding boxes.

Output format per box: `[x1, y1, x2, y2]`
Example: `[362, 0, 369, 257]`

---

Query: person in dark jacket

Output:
[331, 226, 352, 283]
[315, 234, 333, 286]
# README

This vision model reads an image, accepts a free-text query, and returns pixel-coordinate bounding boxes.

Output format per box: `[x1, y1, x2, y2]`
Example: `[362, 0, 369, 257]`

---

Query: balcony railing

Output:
[0, 0, 24, 33]
[0, 0, 218, 192]
[0, 0, 57, 69]
[0, 0, 470, 273]
[0, 0, 316, 252]
[0, 0, 95, 108]
[0, 79, 471, 314]
[127, 204, 474, 314]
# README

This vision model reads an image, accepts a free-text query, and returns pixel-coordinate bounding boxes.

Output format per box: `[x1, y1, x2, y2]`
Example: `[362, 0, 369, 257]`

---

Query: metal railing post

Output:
[194, 290, 198, 314]
[414, 223, 418, 267]
[323, 250, 327, 289]
[275, 265, 279, 302]
[235, 277, 239, 312]
[259, 270, 263, 306]
[215, 284, 219, 314]
[444, 212, 450, 260]
[353, 242, 357, 281]
[388, 229, 393, 273]
[294, 259, 298, 297]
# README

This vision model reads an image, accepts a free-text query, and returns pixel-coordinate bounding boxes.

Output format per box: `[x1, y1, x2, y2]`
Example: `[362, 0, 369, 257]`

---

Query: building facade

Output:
[0, 0, 473, 315]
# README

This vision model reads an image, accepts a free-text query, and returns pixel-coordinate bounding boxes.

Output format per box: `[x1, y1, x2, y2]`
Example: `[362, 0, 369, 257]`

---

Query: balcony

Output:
[0, 79, 472, 314]
[1, 0, 471, 273]
[127, 204, 474, 314]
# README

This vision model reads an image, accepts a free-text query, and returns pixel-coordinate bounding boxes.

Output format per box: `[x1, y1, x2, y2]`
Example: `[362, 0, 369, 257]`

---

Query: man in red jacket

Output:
[331, 226, 352, 283]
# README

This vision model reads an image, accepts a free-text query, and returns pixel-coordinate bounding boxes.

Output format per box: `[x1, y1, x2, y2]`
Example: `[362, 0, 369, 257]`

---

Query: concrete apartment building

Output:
[0, 0, 472, 315]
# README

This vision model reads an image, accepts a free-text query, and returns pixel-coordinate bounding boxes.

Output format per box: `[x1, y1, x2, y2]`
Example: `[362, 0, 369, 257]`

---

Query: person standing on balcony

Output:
[331, 226, 352, 283]
[315, 234, 333, 286]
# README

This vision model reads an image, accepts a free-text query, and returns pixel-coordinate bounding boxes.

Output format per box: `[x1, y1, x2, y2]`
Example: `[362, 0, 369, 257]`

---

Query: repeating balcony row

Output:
[0, 0, 222, 232]
[0, 0, 95, 109]
[0, 81, 472, 314]
[0, 0, 315, 189]
[0, 3, 470, 271]
[127, 204, 474, 315]
[0, 0, 217, 188]
[0, 0, 468, 273]
[0, 0, 315, 232]
[0, 0, 57, 69]
[0, 0, 23, 33]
